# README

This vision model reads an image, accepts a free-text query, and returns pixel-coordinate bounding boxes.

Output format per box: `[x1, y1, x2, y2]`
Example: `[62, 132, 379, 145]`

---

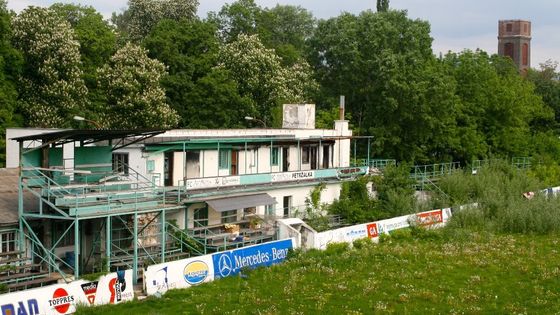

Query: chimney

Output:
[339, 95, 345, 120]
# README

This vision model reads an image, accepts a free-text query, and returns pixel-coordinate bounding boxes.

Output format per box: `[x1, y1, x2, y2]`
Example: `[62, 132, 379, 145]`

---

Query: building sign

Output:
[212, 239, 293, 279]
[271, 171, 314, 183]
[185, 176, 240, 190]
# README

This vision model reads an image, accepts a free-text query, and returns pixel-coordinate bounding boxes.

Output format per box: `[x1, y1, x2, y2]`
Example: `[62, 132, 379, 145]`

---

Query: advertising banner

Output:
[144, 255, 214, 296]
[0, 270, 134, 315]
[212, 239, 294, 279]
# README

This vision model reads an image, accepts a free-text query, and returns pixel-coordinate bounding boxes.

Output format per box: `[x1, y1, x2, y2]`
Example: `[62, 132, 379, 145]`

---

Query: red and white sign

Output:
[48, 288, 74, 314]
[80, 281, 98, 305]
[366, 223, 379, 238]
[416, 209, 443, 226]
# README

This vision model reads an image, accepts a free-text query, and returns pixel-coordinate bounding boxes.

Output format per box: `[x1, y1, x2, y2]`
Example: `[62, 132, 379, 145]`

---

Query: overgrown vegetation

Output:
[77, 228, 560, 314]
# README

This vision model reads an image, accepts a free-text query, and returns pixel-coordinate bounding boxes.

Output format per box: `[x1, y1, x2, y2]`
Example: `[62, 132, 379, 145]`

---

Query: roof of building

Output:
[0, 168, 38, 227]
[11, 129, 166, 150]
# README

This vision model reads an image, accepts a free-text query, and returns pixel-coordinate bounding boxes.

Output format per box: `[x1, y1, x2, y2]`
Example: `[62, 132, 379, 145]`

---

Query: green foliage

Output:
[0, 1, 22, 167]
[527, 60, 560, 129]
[50, 3, 116, 119]
[308, 10, 458, 162]
[376, 0, 390, 12]
[218, 34, 317, 126]
[12, 6, 88, 127]
[210, 0, 260, 42]
[351, 237, 374, 250]
[144, 18, 252, 128]
[112, 0, 199, 42]
[97, 42, 179, 129]
[324, 242, 349, 256]
[328, 177, 379, 224]
[374, 163, 417, 217]
[78, 233, 560, 314]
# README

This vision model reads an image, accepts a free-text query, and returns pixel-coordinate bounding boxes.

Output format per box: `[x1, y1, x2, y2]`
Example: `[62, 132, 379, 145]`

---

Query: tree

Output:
[257, 5, 315, 65]
[527, 60, 560, 128]
[308, 10, 458, 162]
[377, 0, 390, 12]
[50, 3, 116, 119]
[144, 18, 253, 128]
[0, 0, 22, 166]
[218, 34, 317, 126]
[97, 42, 179, 129]
[209, 0, 261, 42]
[12, 6, 88, 128]
[112, 0, 199, 42]
[442, 50, 552, 160]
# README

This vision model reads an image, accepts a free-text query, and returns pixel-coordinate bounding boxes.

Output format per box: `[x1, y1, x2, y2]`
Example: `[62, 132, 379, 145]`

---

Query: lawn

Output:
[77, 229, 560, 314]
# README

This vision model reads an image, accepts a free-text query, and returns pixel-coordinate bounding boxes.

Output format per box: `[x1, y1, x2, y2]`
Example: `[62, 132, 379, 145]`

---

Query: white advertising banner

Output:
[315, 208, 452, 249]
[185, 176, 240, 190]
[144, 255, 215, 296]
[0, 270, 134, 315]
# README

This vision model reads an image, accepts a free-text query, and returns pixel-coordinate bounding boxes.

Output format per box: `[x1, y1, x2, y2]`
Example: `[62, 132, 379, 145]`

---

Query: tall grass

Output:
[437, 160, 560, 234]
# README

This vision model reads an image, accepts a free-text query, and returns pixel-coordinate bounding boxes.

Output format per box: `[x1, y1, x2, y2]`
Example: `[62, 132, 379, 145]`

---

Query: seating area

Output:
[190, 219, 277, 252]
[0, 250, 61, 292]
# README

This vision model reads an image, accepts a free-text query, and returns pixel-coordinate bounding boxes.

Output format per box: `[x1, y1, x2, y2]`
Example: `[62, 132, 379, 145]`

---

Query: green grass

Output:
[77, 229, 560, 314]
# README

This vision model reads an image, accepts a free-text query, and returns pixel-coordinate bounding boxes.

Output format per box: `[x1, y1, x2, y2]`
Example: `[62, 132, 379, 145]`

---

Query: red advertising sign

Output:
[416, 209, 443, 226]
[366, 223, 379, 238]
[49, 288, 74, 314]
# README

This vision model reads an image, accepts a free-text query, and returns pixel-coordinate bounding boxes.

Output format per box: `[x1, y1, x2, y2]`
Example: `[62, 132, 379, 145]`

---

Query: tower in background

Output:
[498, 20, 531, 73]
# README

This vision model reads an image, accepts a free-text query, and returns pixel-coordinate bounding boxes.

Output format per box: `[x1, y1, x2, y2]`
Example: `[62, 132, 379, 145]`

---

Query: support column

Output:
[74, 219, 79, 278]
[367, 138, 371, 165]
[161, 210, 166, 263]
[297, 140, 301, 170]
[133, 212, 138, 284]
[106, 216, 111, 272]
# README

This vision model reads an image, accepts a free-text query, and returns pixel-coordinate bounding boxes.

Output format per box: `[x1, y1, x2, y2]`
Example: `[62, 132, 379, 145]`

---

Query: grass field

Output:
[77, 228, 560, 314]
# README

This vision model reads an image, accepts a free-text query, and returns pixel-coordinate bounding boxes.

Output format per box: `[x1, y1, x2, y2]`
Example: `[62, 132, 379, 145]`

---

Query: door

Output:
[310, 146, 318, 170]
[231, 150, 238, 175]
[164, 152, 174, 186]
[322, 145, 330, 169]
[283, 196, 292, 217]
[282, 147, 289, 172]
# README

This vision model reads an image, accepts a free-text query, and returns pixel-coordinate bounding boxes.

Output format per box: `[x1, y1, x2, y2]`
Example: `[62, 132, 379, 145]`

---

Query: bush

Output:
[324, 242, 349, 255]
[352, 237, 374, 250]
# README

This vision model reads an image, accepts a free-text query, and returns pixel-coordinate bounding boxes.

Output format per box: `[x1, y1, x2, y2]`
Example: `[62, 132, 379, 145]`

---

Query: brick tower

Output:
[498, 20, 531, 72]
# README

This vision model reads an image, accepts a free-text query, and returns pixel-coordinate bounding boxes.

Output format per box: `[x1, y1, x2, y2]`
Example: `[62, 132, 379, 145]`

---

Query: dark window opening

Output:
[112, 153, 129, 175]
[506, 23, 512, 32]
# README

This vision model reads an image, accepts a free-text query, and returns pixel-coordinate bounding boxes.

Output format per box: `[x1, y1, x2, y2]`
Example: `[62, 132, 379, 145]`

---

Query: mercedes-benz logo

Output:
[218, 254, 233, 277]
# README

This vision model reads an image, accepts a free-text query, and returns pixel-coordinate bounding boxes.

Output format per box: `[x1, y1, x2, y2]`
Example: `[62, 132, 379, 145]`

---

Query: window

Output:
[0, 231, 15, 253]
[271, 147, 279, 166]
[522, 43, 529, 66]
[193, 207, 209, 227]
[147, 160, 155, 172]
[504, 43, 514, 60]
[219, 150, 230, 170]
[221, 210, 238, 223]
[302, 146, 310, 164]
[265, 203, 276, 216]
[506, 23, 512, 32]
[112, 153, 129, 175]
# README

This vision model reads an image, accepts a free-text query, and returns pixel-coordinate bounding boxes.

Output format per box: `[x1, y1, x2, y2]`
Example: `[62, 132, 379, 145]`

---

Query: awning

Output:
[206, 193, 277, 212]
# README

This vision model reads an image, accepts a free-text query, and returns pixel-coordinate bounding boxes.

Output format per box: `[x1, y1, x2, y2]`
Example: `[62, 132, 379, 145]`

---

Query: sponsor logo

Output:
[152, 266, 170, 292]
[217, 254, 233, 277]
[291, 171, 313, 179]
[1, 299, 39, 315]
[81, 281, 99, 305]
[49, 288, 74, 314]
[183, 261, 209, 285]
[109, 270, 131, 303]
[367, 223, 379, 238]
[213, 239, 293, 278]
[345, 228, 366, 238]
[417, 210, 443, 226]
[337, 167, 364, 177]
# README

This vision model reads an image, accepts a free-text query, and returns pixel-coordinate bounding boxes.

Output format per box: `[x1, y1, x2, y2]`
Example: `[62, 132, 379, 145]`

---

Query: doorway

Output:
[322, 145, 330, 169]
[310, 146, 318, 170]
[282, 147, 289, 172]
[164, 151, 174, 186]
[231, 150, 238, 175]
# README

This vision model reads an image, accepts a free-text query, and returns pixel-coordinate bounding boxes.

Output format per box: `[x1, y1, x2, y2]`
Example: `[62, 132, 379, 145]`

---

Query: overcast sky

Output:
[7, 0, 560, 67]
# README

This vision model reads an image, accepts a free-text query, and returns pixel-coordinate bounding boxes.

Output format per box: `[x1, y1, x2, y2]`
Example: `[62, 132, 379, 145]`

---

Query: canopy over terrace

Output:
[11, 129, 174, 282]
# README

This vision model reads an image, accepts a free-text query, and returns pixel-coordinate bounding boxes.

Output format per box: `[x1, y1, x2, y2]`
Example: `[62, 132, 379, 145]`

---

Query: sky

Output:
[6, 0, 560, 67]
